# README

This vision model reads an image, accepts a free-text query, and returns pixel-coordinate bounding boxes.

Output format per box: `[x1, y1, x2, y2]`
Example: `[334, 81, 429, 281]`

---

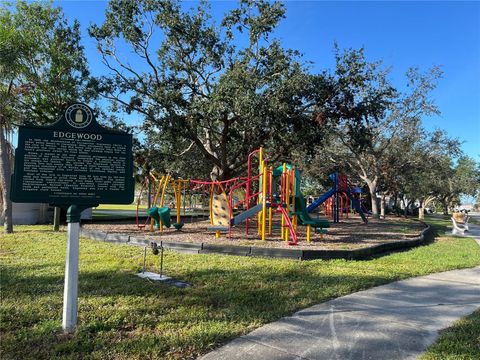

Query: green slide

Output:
[148, 206, 171, 229]
[294, 196, 330, 228]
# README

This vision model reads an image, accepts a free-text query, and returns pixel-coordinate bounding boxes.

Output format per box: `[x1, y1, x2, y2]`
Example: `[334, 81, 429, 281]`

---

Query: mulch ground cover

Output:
[83, 214, 425, 250]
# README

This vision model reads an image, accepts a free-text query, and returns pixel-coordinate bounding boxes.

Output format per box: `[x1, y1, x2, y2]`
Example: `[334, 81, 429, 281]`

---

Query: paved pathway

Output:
[201, 266, 480, 360]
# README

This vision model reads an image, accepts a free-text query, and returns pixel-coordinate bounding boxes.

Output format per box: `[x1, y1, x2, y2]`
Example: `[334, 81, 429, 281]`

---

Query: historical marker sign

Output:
[11, 103, 134, 205]
[10, 103, 135, 332]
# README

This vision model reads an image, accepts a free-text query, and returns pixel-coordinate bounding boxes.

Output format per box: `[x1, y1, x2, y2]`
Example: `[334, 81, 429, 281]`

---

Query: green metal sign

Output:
[10, 103, 134, 206]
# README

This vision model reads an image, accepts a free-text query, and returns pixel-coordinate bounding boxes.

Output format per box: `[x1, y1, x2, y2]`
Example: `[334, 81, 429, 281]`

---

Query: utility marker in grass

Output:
[10, 103, 134, 332]
[136, 242, 191, 288]
[137, 242, 171, 282]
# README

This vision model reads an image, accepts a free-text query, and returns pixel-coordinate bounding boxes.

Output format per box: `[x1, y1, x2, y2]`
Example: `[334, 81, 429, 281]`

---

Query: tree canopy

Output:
[0, 0, 93, 232]
[0, 0, 92, 124]
[89, 0, 332, 180]
[293, 45, 480, 218]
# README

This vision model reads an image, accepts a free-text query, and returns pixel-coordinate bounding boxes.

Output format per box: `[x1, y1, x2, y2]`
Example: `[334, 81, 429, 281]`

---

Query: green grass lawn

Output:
[95, 204, 141, 210]
[421, 309, 480, 360]
[1, 216, 479, 359]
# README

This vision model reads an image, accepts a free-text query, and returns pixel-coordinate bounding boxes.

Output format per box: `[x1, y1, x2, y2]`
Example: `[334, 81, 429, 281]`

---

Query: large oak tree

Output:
[305, 47, 442, 217]
[89, 0, 329, 180]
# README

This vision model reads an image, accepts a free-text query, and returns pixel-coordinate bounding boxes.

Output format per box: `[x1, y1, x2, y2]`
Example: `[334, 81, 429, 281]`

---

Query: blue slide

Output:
[345, 190, 368, 223]
[230, 203, 264, 226]
[306, 187, 336, 212]
[306, 187, 368, 224]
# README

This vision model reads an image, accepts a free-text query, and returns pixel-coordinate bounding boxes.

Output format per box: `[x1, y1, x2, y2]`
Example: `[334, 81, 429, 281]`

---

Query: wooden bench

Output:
[464, 215, 470, 231]
[453, 212, 470, 231]
[451, 217, 467, 235]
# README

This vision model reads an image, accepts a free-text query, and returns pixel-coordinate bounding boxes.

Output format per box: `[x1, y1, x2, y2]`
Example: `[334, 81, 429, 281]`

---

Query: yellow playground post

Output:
[268, 166, 273, 235]
[261, 163, 267, 241]
[158, 174, 170, 233]
[257, 147, 264, 236]
[150, 174, 166, 232]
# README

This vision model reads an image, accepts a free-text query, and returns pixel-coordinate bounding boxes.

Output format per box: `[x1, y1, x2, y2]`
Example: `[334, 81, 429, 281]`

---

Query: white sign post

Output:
[62, 205, 83, 332]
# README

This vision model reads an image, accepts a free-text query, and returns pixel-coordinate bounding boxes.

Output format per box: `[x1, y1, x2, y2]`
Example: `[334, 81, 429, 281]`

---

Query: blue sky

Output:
[55, 0, 480, 158]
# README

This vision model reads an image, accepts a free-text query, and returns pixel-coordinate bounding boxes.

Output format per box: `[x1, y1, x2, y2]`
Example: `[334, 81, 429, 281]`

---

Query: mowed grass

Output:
[1, 216, 479, 360]
[95, 204, 141, 210]
[422, 309, 480, 360]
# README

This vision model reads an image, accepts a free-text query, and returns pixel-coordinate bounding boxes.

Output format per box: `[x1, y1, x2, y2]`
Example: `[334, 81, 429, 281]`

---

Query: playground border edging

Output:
[79, 224, 432, 260]
[249, 247, 303, 259]
[201, 243, 252, 256]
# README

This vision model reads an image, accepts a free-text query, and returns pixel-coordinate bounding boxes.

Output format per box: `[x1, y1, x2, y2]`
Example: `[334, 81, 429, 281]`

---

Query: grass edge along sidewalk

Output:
[0, 216, 478, 359]
[421, 309, 480, 360]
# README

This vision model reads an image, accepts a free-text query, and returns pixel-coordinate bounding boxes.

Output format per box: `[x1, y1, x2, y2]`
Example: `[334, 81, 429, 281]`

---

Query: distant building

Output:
[457, 204, 474, 212]
[8, 204, 91, 225]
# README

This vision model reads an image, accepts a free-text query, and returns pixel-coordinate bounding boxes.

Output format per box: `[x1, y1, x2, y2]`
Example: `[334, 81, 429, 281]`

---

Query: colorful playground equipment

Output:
[135, 149, 368, 245]
[136, 172, 189, 232]
[307, 173, 368, 224]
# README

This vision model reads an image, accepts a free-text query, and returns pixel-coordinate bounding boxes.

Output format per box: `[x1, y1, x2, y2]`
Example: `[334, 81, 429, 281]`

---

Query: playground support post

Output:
[246, 148, 261, 236]
[285, 165, 290, 242]
[261, 164, 267, 241]
[291, 167, 297, 232]
[334, 191, 339, 223]
[150, 175, 164, 232]
[182, 185, 186, 215]
[257, 147, 264, 237]
[268, 166, 273, 235]
[281, 163, 286, 240]
[173, 181, 182, 225]
[159, 174, 170, 233]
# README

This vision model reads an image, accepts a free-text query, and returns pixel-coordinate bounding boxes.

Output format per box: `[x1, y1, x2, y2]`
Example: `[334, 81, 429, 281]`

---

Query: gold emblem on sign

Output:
[65, 104, 93, 129]
[75, 110, 83, 123]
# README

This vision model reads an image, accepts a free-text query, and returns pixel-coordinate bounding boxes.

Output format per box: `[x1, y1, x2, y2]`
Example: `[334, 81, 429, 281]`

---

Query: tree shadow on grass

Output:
[3, 228, 67, 235]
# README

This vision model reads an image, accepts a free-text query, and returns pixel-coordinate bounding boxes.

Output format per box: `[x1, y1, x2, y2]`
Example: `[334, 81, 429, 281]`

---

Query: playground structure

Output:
[136, 172, 189, 231]
[307, 173, 369, 224]
[135, 149, 368, 245]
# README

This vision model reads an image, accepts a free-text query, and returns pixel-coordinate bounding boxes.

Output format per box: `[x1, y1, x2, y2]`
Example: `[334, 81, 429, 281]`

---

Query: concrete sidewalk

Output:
[200, 267, 480, 360]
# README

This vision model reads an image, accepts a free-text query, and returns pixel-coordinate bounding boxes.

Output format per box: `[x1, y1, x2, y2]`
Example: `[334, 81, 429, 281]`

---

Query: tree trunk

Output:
[419, 207, 425, 220]
[210, 164, 223, 181]
[0, 124, 13, 233]
[418, 200, 425, 220]
[405, 200, 414, 217]
[443, 203, 449, 215]
[380, 194, 386, 219]
[392, 193, 398, 215]
[53, 206, 61, 231]
[403, 198, 409, 217]
[0, 191, 3, 225]
[367, 184, 379, 217]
